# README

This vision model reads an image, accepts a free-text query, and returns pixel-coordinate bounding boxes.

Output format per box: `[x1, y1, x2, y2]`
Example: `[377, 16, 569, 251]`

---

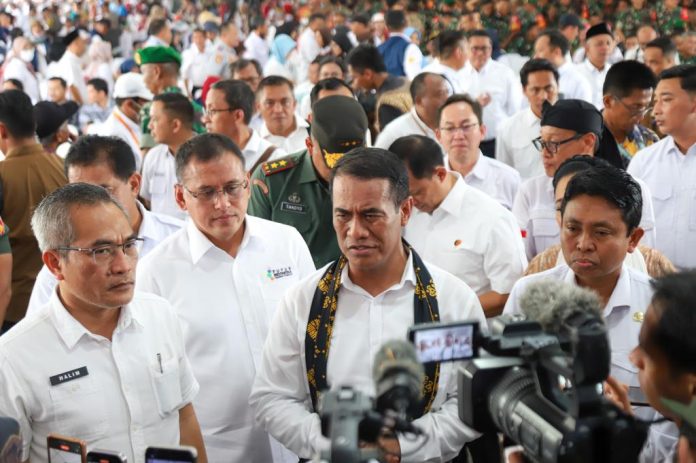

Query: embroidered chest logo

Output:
[266, 267, 293, 281]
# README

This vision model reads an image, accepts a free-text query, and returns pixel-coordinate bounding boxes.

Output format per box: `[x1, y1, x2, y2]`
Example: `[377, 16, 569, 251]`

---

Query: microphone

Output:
[372, 340, 424, 421]
[519, 279, 603, 333]
[519, 280, 609, 384]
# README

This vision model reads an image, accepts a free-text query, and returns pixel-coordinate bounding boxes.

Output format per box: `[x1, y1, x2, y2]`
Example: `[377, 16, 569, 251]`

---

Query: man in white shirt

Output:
[504, 166, 678, 461]
[420, 30, 468, 93]
[624, 25, 658, 62]
[437, 94, 521, 210]
[89, 72, 152, 171]
[628, 64, 696, 270]
[513, 99, 656, 259]
[497, 59, 560, 180]
[141, 93, 195, 220]
[297, 14, 327, 83]
[0, 183, 206, 463]
[459, 29, 523, 158]
[55, 28, 90, 105]
[377, 10, 423, 80]
[136, 133, 315, 462]
[203, 79, 285, 172]
[375, 73, 449, 149]
[27, 135, 183, 314]
[391, 135, 526, 317]
[243, 18, 270, 68]
[258, 75, 310, 154]
[250, 147, 485, 462]
[643, 37, 680, 78]
[533, 29, 592, 103]
[143, 18, 172, 48]
[181, 28, 214, 95]
[574, 23, 615, 109]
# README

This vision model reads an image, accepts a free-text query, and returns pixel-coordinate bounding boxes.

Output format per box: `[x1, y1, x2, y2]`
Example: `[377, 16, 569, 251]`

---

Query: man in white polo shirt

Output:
[257, 76, 310, 154]
[136, 133, 315, 462]
[391, 135, 527, 317]
[203, 79, 286, 172]
[0, 183, 206, 463]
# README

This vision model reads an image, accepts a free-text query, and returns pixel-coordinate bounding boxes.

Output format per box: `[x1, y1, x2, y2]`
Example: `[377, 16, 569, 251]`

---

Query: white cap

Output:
[113, 72, 153, 100]
[371, 12, 385, 23]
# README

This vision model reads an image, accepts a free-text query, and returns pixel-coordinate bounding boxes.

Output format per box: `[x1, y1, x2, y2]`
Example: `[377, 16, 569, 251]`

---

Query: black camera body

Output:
[458, 315, 649, 463]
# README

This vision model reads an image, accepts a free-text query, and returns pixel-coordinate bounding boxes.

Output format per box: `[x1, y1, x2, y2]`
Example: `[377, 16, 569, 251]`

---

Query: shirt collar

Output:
[260, 115, 309, 138]
[466, 151, 488, 181]
[136, 201, 159, 243]
[437, 172, 467, 217]
[5, 142, 46, 159]
[341, 250, 417, 296]
[562, 263, 631, 317]
[113, 107, 140, 131]
[524, 107, 541, 127]
[243, 129, 262, 153]
[50, 289, 141, 349]
[584, 59, 608, 73]
[186, 216, 253, 264]
[298, 150, 320, 184]
[665, 136, 696, 156]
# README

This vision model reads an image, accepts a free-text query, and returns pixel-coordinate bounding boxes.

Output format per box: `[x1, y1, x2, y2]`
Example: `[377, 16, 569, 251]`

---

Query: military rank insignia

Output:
[262, 158, 295, 176]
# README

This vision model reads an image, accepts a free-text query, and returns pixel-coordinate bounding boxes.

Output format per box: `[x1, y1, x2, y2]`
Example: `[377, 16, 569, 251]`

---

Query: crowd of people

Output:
[0, 0, 695, 462]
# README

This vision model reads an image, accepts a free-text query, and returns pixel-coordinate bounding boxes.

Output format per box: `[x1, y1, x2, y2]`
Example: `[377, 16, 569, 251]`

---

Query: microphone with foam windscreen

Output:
[372, 339, 425, 422]
[519, 279, 609, 384]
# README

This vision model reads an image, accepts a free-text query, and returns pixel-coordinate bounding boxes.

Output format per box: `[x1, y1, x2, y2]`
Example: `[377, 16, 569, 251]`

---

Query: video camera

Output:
[452, 314, 649, 463]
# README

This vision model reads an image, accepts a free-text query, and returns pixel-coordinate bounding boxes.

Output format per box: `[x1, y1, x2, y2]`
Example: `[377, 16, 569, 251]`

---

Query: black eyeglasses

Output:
[56, 237, 144, 265]
[532, 134, 584, 154]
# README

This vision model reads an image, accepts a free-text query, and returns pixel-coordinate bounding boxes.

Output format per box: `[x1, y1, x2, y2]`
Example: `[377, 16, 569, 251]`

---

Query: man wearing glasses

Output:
[0, 183, 207, 463]
[512, 99, 656, 259]
[136, 133, 315, 462]
[257, 76, 310, 154]
[458, 29, 523, 158]
[600, 60, 659, 164]
[436, 94, 521, 210]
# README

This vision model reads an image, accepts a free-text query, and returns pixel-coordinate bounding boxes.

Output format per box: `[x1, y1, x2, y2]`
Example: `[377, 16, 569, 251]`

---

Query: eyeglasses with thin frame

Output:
[439, 122, 479, 135]
[532, 134, 584, 154]
[612, 96, 652, 116]
[56, 237, 144, 265]
[203, 107, 235, 117]
[183, 180, 249, 203]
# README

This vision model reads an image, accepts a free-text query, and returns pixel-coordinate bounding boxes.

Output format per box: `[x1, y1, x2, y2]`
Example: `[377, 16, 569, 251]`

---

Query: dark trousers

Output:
[480, 139, 496, 159]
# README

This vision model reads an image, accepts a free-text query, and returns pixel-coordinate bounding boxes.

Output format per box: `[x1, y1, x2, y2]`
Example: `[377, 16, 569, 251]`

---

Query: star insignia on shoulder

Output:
[262, 156, 297, 176]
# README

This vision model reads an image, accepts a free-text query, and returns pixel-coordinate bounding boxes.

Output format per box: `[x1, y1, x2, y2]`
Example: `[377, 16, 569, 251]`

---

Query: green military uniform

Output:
[655, 4, 686, 37]
[615, 7, 654, 38]
[247, 95, 369, 269]
[135, 46, 206, 149]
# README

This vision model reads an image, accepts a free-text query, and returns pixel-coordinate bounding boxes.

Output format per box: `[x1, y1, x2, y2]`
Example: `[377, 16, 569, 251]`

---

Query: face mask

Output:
[20, 49, 34, 62]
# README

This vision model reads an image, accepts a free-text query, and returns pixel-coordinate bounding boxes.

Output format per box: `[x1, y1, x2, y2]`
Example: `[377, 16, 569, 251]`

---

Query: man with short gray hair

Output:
[0, 183, 207, 463]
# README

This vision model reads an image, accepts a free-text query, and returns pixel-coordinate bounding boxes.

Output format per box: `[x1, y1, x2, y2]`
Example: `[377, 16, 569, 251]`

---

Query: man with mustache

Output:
[0, 183, 207, 463]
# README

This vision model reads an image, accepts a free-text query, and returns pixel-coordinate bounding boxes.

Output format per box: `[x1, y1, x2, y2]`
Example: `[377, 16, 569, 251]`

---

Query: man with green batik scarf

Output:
[136, 46, 206, 151]
[251, 147, 486, 462]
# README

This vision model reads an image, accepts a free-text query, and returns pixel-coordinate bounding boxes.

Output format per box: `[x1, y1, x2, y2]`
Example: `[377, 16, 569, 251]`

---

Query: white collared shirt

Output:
[259, 115, 310, 154]
[374, 108, 438, 150]
[250, 253, 485, 462]
[141, 144, 187, 220]
[55, 49, 88, 103]
[27, 202, 183, 316]
[420, 60, 464, 93]
[495, 108, 544, 180]
[136, 216, 315, 462]
[242, 128, 287, 172]
[447, 151, 521, 210]
[512, 174, 657, 260]
[88, 107, 143, 171]
[404, 175, 527, 295]
[181, 44, 215, 88]
[459, 59, 523, 140]
[558, 61, 593, 103]
[574, 59, 612, 109]
[243, 31, 270, 68]
[627, 136, 696, 269]
[0, 291, 198, 463]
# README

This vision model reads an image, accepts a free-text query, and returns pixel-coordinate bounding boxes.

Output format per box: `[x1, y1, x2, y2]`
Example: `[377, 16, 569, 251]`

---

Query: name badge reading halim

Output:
[49, 367, 89, 386]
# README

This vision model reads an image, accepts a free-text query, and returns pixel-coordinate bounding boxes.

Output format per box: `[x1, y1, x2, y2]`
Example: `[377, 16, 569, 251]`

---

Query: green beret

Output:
[135, 46, 182, 66]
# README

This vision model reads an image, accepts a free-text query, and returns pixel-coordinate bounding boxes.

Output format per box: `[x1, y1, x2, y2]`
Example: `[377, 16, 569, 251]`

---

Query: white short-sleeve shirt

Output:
[0, 291, 198, 463]
[495, 108, 544, 180]
[448, 151, 521, 210]
[141, 144, 187, 220]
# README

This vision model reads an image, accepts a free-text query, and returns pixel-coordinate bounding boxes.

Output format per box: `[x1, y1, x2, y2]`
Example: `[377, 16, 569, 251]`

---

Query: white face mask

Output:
[20, 49, 34, 62]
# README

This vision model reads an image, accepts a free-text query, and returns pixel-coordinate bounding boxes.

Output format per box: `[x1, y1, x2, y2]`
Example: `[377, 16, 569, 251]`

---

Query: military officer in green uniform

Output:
[135, 46, 205, 150]
[248, 95, 368, 268]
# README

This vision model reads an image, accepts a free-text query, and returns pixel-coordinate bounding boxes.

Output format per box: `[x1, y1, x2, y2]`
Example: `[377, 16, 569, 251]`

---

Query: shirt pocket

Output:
[529, 209, 559, 249]
[49, 375, 107, 441]
[150, 357, 183, 418]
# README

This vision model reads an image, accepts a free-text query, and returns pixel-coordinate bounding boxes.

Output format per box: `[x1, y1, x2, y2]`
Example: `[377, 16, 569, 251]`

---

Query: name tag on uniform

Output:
[50, 367, 89, 386]
[280, 201, 306, 214]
